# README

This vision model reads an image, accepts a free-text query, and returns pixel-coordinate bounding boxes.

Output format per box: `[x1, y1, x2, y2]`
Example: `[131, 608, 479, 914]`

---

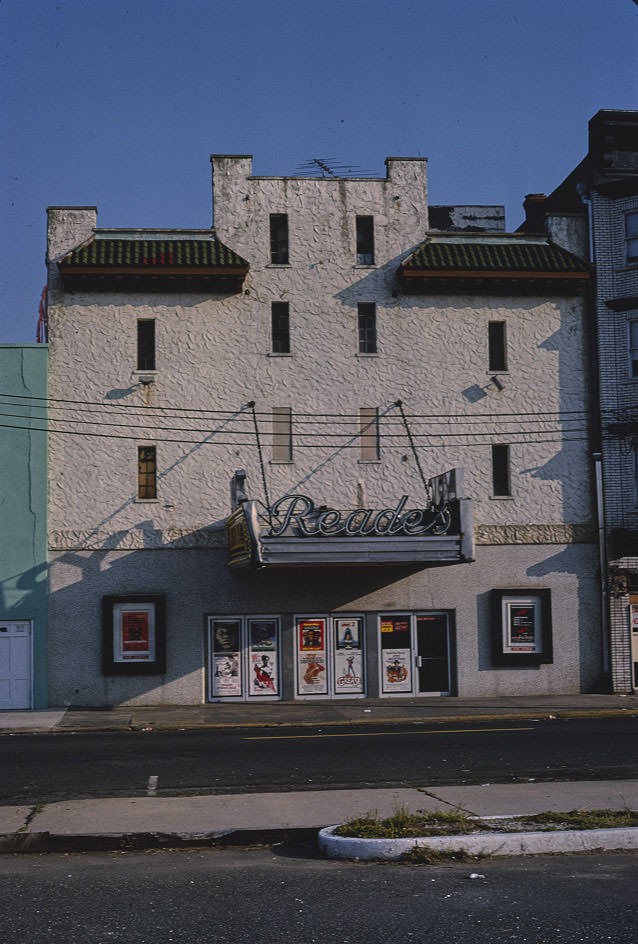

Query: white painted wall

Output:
[45, 156, 600, 704]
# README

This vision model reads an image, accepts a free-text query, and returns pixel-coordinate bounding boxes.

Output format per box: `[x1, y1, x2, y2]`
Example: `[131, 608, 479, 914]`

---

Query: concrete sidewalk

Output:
[2, 780, 638, 855]
[2, 693, 638, 734]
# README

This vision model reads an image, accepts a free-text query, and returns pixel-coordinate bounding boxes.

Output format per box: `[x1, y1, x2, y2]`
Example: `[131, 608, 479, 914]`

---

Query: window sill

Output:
[268, 352, 293, 357]
[489, 494, 514, 500]
[266, 263, 292, 268]
[358, 460, 381, 465]
[486, 369, 509, 375]
[135, 498, 160, 503]
[354, 264, 377, 269]
[270, 460, 294, 465]
[356, 352, 379, 358]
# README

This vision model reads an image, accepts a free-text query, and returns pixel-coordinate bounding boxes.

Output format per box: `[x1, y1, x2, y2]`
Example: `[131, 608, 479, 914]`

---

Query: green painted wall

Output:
[0, 345, 48, 707]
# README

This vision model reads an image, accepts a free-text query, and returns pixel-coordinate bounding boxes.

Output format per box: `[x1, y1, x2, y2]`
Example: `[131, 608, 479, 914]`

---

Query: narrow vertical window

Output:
[270, 214, 289, 264]
[138, 446, 157, 499]
[492, 444, 511, 497]
[633, 446, 638, 508]
[629, 320, 638, 378]
[271, 302, 290, 353]
[137, 320, 155, 370]
[272, 407, 292, 462]
[358, 303, 377, 354]
[356, 216, 374, 265]
[359, 407, 380, 462]
[488, 321, 507, 371]
[626, 212, 638, 264]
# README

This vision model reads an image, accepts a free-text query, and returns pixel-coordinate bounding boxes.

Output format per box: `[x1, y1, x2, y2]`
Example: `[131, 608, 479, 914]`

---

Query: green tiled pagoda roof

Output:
[60, 236, 248, 270]
[402, 238, 589, 274]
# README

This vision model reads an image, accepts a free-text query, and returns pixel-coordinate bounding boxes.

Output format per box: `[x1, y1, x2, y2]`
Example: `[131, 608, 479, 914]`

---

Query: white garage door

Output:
[0, 621, 32, 709]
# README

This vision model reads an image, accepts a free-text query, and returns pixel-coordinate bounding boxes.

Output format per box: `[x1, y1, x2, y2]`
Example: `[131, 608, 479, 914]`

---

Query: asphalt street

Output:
[1, 848, 636, 944]
[2, 715, 638, 804]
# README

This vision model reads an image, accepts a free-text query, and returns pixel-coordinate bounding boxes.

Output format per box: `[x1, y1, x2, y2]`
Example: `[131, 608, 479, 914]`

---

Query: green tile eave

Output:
[60, 237, 249, 270]
[403, 239, 589, 274]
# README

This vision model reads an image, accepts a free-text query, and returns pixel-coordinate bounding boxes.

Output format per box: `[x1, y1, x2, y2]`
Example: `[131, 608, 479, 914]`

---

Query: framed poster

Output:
[210, 618, 242, 697]
[380, 615, 413, 693]
[116, 605, 154, 661]
[333, 617, 364, 695]
[491, 589, 552, 666]
[296, 617, 328, 695]
[248, 617, 279, 697]
[102, 595, 166, 675]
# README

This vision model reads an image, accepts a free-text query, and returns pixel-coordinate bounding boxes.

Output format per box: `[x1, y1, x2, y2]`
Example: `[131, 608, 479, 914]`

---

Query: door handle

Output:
[415, 656, 423, 668]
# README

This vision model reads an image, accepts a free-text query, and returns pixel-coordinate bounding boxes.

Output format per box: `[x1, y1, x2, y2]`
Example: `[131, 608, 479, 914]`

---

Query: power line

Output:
[0, 409, 590, 440]
[0, 391, 592, 422]
[0, 419, 591, 448]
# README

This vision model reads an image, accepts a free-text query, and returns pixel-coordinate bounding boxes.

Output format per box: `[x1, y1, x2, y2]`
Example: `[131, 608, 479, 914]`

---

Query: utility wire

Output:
[0, 392, 592, 421]
[0, 420, 591, 448]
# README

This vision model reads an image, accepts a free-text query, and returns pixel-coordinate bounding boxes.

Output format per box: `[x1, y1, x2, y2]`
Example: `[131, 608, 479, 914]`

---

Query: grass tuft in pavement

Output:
[519, 808, 638, 830]
[334, 808, 479, 839]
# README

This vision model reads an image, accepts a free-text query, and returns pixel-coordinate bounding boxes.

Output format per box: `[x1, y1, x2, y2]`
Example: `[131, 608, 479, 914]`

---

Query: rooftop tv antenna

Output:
[295, 158, 375, 178]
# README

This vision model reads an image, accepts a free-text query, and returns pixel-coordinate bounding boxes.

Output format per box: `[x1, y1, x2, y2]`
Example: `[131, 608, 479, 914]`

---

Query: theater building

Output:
[44, 154, 600, 706]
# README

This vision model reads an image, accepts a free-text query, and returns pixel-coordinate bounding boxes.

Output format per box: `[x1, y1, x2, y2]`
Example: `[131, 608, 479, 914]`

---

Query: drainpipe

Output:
[593, 452, 610, 675]
[577, 183, 610, 681]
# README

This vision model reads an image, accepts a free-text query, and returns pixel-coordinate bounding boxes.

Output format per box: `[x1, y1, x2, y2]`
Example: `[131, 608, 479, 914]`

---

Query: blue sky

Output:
[1, 0, 637, 343]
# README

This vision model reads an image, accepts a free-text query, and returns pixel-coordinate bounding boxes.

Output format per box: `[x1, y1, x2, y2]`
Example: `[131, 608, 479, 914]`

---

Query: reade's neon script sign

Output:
[267, 494, 452, 538]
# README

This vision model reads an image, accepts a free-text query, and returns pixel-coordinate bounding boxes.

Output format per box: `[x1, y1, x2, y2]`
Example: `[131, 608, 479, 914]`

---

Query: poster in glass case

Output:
[333, 617, 364, 694]
[297, 618, 328, 695]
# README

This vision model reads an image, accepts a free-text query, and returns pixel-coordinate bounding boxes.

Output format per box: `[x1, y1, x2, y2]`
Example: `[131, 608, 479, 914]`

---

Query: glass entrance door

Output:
[415, 614, 451, 695]
[379, 612, 451, 696]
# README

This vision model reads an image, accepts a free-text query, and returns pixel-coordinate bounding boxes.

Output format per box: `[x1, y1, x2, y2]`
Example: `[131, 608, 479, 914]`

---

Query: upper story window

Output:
[137, 320, 155, 370]
[270, 214, 289, 264]
[626, 212, 638, 264]
[628, 320, 638, 378]
[359, 407, 380, 462]
[488, 321, 507, 372]
[138, 446, 157, 499]
[272, 407, 293, 462]
[356, 216, 375, 265]
[358, 303, 377, 354]
[271, 302, 290, 354]
[491, 444, 511, 497]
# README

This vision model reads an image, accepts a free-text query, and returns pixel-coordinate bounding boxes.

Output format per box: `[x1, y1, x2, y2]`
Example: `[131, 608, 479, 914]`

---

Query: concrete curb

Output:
[3, 706, 638, 736]
[0, 826, 318, 854]
[318, 825, 638, 860]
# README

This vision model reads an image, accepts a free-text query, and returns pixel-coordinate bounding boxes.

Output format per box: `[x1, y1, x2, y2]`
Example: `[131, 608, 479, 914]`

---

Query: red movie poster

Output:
[121, 610, 150, 657]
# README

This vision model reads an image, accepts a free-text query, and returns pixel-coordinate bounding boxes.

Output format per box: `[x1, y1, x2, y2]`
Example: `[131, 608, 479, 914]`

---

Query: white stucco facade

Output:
[45, 155, 602, 706]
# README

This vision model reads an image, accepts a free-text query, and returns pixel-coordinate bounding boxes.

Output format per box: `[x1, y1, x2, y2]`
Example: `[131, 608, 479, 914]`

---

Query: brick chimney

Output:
[522, 194, 547, 233]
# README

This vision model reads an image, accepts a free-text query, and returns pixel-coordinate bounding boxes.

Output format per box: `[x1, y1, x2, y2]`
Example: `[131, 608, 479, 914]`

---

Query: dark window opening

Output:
[488, 321, 507, 372]
[137, 320, 155, 370]
[356, 216, 375, 265]
[492, 444, 511, 496]
[138, 446, 157, 499]
[270, 214, 289, 264]
[271, 302, 290, 353]
[358, 303, 377, 353]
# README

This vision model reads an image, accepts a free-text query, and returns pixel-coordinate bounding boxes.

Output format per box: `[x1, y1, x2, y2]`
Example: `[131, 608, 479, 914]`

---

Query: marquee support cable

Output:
[249, 401, 272, 528]
[395, 399, 432, 503]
